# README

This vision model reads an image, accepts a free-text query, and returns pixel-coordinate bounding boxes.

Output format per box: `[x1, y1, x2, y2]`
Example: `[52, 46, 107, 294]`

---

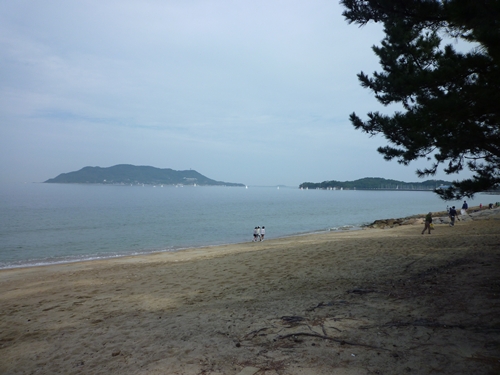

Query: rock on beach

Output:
[366, 206, 500, 228]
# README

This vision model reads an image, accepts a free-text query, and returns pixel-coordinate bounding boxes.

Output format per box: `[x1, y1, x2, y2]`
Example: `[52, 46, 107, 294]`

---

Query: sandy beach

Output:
[1, 209, 499, 375]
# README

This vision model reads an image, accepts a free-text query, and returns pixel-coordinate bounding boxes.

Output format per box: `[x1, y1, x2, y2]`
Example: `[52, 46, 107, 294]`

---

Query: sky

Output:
[0, 0, 471, 186]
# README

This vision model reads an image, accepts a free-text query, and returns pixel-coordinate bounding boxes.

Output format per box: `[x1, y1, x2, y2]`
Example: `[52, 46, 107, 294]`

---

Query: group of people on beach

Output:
[252, 226, 265, 242]
[422, 200, 470, 234]
[447, 200, 468, 227]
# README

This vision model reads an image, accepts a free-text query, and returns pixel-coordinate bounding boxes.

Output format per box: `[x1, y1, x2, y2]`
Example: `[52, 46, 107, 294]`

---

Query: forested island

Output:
[44, 165, 245, 187]
[299, 177, 452, 191]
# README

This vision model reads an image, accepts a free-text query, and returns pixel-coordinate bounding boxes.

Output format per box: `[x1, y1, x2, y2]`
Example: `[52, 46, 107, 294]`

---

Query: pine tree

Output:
[341, 0, 500, 199]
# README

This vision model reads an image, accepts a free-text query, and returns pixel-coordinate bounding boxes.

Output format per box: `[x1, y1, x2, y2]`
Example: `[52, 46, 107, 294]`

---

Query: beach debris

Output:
[307, 300, 348, 311]
[243, 327, 269, 340]
[275, 332, 388, 350]
[347, 288, 377, 295]
[280, 316, 305, 325]
[235, 366, 260, 375]
[111, 350, 121, 357]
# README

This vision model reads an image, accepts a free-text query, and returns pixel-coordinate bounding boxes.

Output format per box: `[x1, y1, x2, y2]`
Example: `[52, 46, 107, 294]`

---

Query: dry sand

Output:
[1, 210, 500, 375]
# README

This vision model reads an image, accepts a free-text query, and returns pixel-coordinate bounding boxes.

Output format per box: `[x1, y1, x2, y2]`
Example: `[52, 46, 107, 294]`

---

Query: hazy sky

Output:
[0, 0, 470, 186]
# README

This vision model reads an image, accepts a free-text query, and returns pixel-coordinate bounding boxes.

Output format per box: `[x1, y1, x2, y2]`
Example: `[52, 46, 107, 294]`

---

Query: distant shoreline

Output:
[44, 164, 245, 187]
[301, 187, 437, 191]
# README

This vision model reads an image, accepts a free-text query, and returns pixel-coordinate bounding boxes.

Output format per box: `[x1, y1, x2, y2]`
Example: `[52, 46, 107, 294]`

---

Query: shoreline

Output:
[0, 225, 365, 272]
[1, 205, 491, 271]
[0, 220, 369, 271]
[4, 183, 500, 271]
[1, 211, 499, 374]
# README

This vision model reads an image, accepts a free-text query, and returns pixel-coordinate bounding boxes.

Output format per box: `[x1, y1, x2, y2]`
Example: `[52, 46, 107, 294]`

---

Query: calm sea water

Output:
[1, 183, 496, 269]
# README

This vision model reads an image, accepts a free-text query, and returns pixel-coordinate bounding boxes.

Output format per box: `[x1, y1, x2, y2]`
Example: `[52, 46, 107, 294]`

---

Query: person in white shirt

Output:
[260, 226, 265, 241]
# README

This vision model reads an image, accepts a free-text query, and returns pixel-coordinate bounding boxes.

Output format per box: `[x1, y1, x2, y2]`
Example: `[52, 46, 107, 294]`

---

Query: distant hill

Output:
[299, 177, 452, 191]
[44, 165, 245, 187]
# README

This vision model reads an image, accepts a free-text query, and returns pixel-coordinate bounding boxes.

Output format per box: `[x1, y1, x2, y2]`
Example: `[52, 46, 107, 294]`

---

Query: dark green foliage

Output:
[299, 177, 451, 190]
[44, 164, 245, 186]
[341, 0, 500, 199]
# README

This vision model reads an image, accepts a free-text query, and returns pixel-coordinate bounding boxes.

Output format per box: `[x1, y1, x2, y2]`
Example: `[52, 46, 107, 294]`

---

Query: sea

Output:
[1, 183, 498, 269]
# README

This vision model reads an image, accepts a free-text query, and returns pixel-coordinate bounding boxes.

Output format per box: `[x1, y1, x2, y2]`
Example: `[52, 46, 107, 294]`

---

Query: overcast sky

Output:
[0, 0, 470, 186]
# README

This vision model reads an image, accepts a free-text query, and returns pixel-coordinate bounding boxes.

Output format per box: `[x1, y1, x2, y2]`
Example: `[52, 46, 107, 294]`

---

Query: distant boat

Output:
[277, 186, 280, 190]
[245, 185, 248, 189]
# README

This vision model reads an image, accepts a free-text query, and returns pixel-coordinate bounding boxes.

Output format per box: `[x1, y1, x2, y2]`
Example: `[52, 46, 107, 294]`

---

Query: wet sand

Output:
[1, 210, 499, 374]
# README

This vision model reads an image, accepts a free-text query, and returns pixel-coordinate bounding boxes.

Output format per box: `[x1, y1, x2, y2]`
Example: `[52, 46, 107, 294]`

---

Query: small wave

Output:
[0, 247, 180, 270]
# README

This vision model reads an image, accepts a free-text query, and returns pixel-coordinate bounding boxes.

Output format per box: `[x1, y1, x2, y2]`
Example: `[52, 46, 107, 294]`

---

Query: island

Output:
[299, 177, 452, 191]
[44, 164, 245, 187]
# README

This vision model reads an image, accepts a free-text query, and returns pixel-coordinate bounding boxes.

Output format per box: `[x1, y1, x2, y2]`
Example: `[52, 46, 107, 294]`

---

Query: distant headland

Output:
[299, 177, 453, 191]
[44, 164, 245, 187]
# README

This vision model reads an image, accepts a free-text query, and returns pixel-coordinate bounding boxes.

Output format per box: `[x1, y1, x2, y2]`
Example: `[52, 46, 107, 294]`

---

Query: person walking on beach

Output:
[257, 226, 261, 241]
[449, 206, 458, 226]
[461, 200, 468, 215]
[260, 226, 265, 241]
[253, 227, 258, 241]
[422, 212, 433, 234]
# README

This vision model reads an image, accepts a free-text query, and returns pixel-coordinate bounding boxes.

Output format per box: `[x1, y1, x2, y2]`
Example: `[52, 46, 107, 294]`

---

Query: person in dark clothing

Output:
[449, 206, 457, 226]
[422, 212, 433, 234]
